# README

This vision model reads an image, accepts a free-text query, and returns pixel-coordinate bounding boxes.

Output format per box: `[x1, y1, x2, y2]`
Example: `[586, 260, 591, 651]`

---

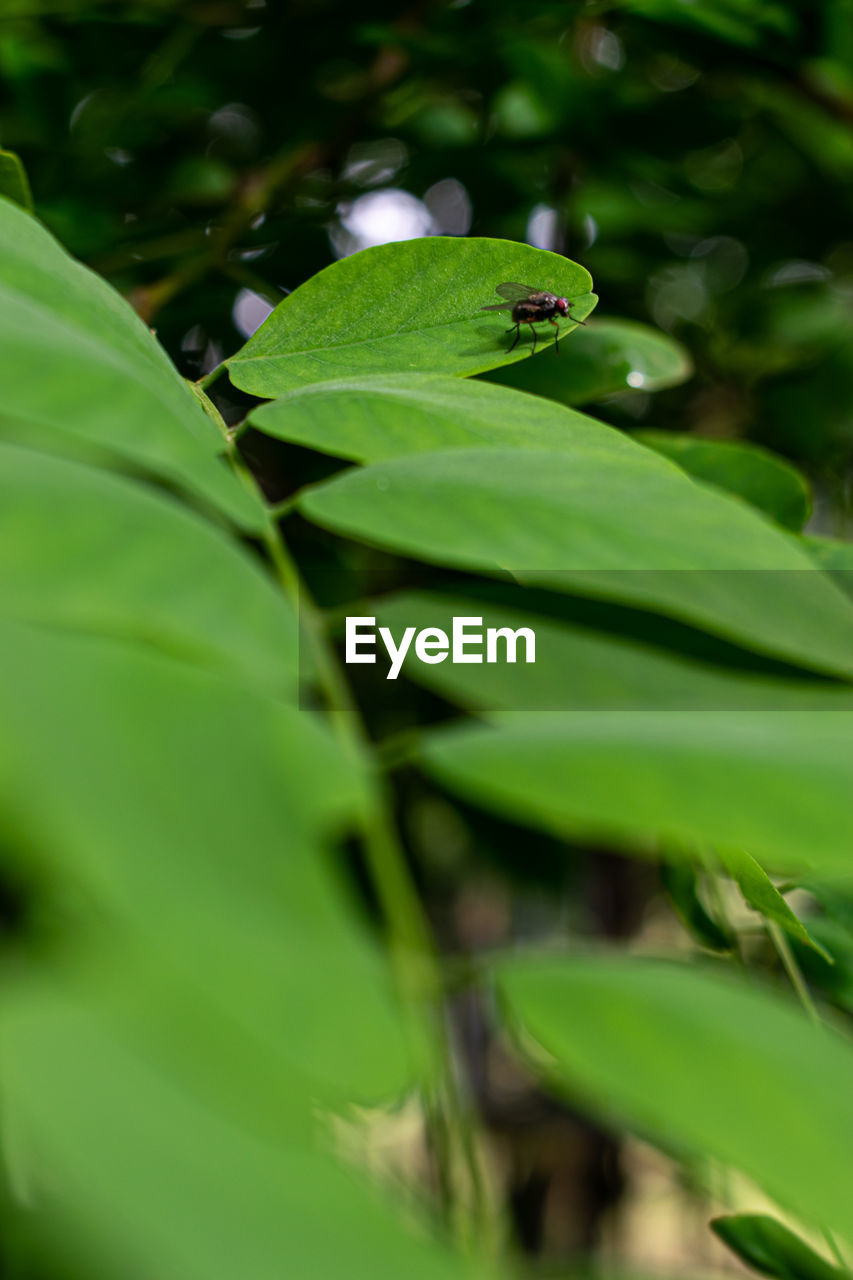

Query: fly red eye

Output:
[557, 297, 569, 314]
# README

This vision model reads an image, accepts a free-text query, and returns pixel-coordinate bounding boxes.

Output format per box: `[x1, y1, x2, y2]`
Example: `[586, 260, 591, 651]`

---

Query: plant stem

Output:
[201, 391, 492, 1250]
[260, 512, 496, 1250]
[766, 920, 820, 1027]
[766, 920, 849, 1266]
[194, 388, 434, 962]
[197, 361, 226, 391]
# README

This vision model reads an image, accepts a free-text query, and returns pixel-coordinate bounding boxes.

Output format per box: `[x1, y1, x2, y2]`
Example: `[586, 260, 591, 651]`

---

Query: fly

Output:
[481, 282, 586, 354]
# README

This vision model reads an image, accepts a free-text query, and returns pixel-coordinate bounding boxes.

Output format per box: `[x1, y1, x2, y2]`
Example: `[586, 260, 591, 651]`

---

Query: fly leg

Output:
[550, 317, 560, 353]
[568, 303, 587, 326]
[528, 321, 537, 354]
[506, 321, 521, 353]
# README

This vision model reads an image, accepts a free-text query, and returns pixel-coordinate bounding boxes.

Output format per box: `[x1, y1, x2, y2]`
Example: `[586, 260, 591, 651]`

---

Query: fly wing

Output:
[495, 282, 537, 302]
[481, 282, 537, 312]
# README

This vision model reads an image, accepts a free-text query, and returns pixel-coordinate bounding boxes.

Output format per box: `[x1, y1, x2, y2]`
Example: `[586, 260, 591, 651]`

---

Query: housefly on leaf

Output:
[481, 282, 586, 354]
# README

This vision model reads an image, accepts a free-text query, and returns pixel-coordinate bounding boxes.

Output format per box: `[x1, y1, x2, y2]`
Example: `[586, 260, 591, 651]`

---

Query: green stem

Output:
[766, 920, 820, 1027]
[266, 494, 298, 520]
[766, 921, 848, 1266]
[200, 396, 492, 1249]
[197, 362, 226, 391]
[260, 509, 498, 1248]
[194, 391, 433, 959]
[270, 526, 491, 1246]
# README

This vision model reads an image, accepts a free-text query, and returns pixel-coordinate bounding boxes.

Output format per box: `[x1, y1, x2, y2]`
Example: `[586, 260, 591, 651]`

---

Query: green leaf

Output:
[249, 372, 642, 465]
[803, 537, 853, 603]
[805, 536, 853, 572]
[499, 956, 853, 1238]
[0, 442, 297, 698]
[0, 620, 393, 1098]
[711, 1214, 849, 1280]
[802, 877, 853, 935]
[615, 0, 795, 47]
[790, 915, 853, 1015]
[371, 591, 853, 713]
[419, 712, 853, 874]
[0, 619, 480, 1280]
[492, 82, 555, 139]
[227, 237, 596, 397]
[481, 318, 692, 404]
[720, 848, 833, 962]
[0, 197, 263, 531]
[635, 432, 812, 531]
[1, 976, 470, 1280]
[298, 447, 853, 680]
[0, 153, 33, 212]
[660, 862, 733, 951]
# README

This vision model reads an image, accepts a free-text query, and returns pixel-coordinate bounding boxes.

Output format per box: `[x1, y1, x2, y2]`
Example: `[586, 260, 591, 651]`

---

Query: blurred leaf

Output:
[803, 877, 853, 934]
[0, 619, 398, 1102]
[0, 443, 297, 697]
[227, 238, 596, 396]
[249, 373, 646, 464]
[577, 179, 709, 240]
[720, 848, 833, 962]
[482, 319, 692, 405]
[371, 591, 853, 714]
[413, 100, 480, 146]
[805, 536, 853, 572]
[660, 862, 733, 951]
[794, 880, 853, 1012]
[298, 448, 853, 679]
[793, 916, 853, 1015]
[492, 83, 554, 138]
[615, 0, 796, 47]
[803, 537, 853, 604]
[0, 968, 466, 1280]
[710, 1214, 848, 1280]
[499, 956, 853, 1238]
[635, 432, 812, 531]
[419, 711, 853, 874]
[0, 152, 32, 212]
[748, 79, 853, 179]
[0, 197, 263, 531]
[165, 156, 235, 205]
[0, 616, 479, 1279]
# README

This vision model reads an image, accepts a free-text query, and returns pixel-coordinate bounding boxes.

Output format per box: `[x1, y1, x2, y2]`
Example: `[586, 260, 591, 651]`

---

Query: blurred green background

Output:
[3, 0, 853, 523]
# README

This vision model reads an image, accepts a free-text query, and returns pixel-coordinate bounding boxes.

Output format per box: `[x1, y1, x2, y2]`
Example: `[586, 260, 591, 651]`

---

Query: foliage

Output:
[712, 1214, 850, 1280]
[2, 3, 853, 1278]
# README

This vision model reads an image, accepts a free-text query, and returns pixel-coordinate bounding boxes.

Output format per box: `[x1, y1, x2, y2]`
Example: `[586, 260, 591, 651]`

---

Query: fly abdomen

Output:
[513, 298, 549, 322]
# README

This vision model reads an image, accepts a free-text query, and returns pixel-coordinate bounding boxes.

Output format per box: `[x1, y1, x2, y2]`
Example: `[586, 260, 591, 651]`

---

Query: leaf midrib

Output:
[230, 299, 593, 364]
